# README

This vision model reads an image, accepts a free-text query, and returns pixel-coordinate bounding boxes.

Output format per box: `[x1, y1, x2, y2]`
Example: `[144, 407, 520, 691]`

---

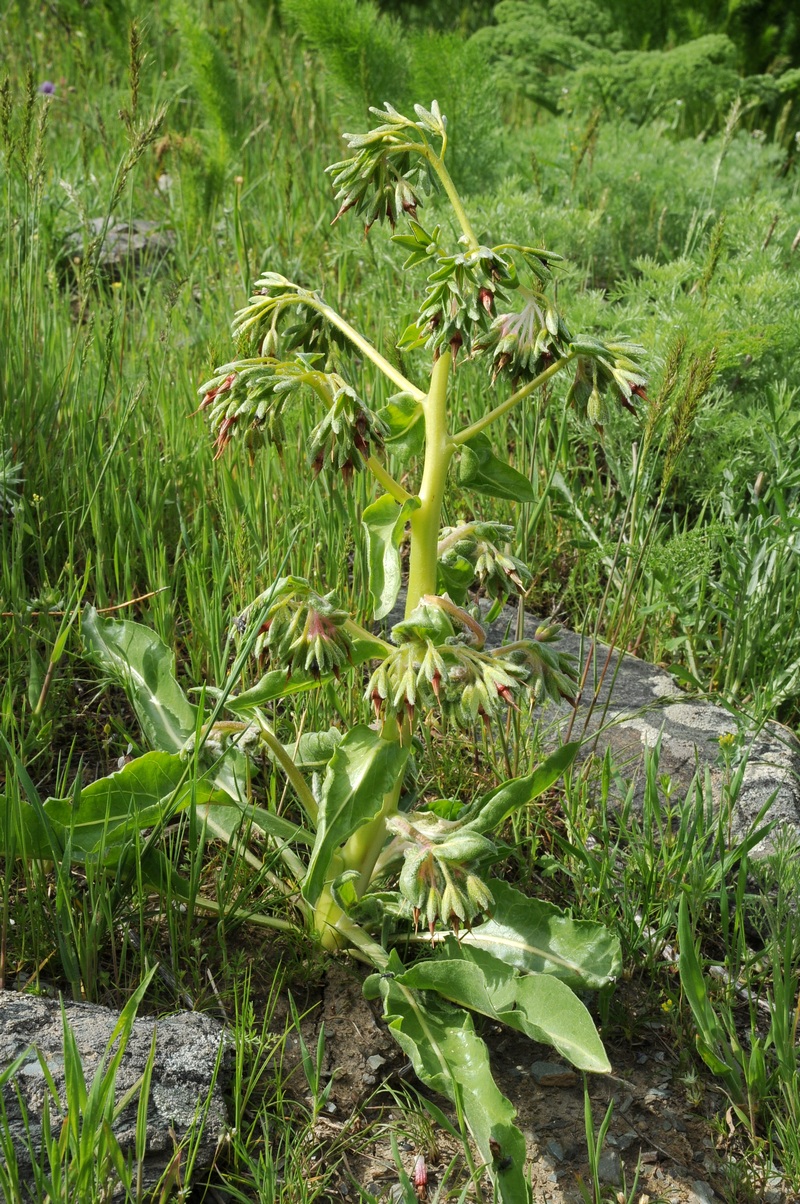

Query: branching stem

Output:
[253, 712, 318, 825]
[366, 455, 412, 503]
[453, 356, 574, 446]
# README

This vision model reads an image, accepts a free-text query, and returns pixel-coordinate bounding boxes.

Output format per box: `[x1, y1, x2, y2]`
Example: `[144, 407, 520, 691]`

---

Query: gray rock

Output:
[596, 1147, 623, 1184]
[480, 606, 800, 858]
[63, 219, 174, 278]
[0, 991, 230, 1193]
[688, 1180, 718, 1204]
[530, 1060, 577, 1086]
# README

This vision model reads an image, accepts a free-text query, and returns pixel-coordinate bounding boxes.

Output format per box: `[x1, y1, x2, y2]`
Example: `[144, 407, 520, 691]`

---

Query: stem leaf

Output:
[398, 941, 610, 1072]
[302, 726, 408, 905]
[362, 493, 421, 620]
[458, 433, 536, 502]
[379, 969, 530, 1203]
[457, 880, 621, 989]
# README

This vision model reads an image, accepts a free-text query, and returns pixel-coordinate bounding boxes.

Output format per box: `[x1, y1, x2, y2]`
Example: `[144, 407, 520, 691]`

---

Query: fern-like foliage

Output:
[281, 0, 500, 190]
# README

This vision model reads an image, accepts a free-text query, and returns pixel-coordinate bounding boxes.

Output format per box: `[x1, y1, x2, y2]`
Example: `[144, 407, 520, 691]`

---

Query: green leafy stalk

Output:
[406, 350, 455, 612]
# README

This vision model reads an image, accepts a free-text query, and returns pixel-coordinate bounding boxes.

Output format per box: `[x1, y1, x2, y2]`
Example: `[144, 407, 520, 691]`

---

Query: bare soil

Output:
[274, 961, 792, 1204]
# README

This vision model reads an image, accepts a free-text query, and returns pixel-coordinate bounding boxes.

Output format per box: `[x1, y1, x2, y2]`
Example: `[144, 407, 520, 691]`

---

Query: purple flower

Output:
[38, 81, 56, 95]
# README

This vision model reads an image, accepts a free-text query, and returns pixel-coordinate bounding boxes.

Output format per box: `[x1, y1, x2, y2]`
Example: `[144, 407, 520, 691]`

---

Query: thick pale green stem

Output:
[406, 351, 455, 614]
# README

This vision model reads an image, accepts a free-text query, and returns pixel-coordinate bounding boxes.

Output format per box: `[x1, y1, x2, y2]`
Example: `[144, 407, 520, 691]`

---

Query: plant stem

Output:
[345, 770, 406, 898]
[426, 150, 479, 251]
[253, 713, 318, 824]
[406, 351, 455, 613]
[305, 295, 425, 400]
[452, 356, 573, 446]
[365, 455, 412, 503]
[436, 522, 477, 556]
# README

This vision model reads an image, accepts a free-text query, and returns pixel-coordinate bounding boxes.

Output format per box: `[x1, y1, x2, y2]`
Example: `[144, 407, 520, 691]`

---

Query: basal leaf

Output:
[362, 493, 420, 620]
[379, 967, 530, 1203]
[459, 880, 621, 989]
[2, 752, 229, 866]
[54, 752, 227, 863]
[458, 433, 535, 503]
[399, 942, 610, 1073]
[82, 608, 197, 754]
[302, 727, 408, 904]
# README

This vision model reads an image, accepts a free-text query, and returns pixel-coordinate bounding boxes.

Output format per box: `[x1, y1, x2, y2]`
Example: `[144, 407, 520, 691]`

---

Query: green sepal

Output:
[226, 633, 385, 712]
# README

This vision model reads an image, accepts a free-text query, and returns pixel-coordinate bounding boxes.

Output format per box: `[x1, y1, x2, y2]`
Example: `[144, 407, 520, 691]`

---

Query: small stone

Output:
[687, 1180, 717, 1204]
[617, 1131, 638, 1151]
[545, 1139, 564, 1161]
[530, 1060, 577, 1087]
[617, 1092, 634, 1114]
[637, 1053, 649, 1064]
[597, 1148, 622, 1185]
[366, 1054, 386, 1071]
[362, 1073, 376, 1086]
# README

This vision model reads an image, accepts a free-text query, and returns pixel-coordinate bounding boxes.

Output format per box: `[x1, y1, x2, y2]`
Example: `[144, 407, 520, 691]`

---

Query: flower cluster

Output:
[392, 820, 497, 935]
[198, 354, 381, 476]
[327, 103, 443, 231]
[307, 378, 386, 480]
[478, 289, 572, 383]
[235, 579, 357, 680]
[437, 522, 533, 607]
[566, 336, 648, 433]
[366, 597, 529, 726]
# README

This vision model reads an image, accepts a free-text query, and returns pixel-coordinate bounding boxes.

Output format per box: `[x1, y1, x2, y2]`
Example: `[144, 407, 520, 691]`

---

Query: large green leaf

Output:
[459, 880, 621, 990]
[457, 742, 581, 834]
[2, 752, 228, 864]
[82, 608, 197, 754]
[458, 433, 535, 502]
[398, 942, 610, 1073]
[378, 393, 425, 458]
[302, 727, 408, 905]
[378, 962, 530, 1203]
[361, 492, 420, 620]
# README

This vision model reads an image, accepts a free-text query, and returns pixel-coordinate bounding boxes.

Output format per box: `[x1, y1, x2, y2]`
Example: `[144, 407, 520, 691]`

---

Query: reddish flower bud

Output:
[414, 1151, 428, 1189]
[479, 287, 494, 315]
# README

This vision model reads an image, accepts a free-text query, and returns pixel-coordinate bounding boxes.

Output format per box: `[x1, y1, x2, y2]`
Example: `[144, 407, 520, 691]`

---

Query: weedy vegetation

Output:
[1, 1, 800, 1201]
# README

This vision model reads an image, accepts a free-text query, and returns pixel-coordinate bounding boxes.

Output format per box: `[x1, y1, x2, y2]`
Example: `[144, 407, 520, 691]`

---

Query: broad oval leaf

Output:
[378, 393, 424, 458]
[302, 727, 408, 904]
[82, 608, 197, 754]
[2, 752, 228, 865]
[458, 433, 535, 502]
[459, 880, 621, 989]
[398, 943, 610, 1073]
[379, 968, 530, 1203]
[362, 493, 420, 620]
